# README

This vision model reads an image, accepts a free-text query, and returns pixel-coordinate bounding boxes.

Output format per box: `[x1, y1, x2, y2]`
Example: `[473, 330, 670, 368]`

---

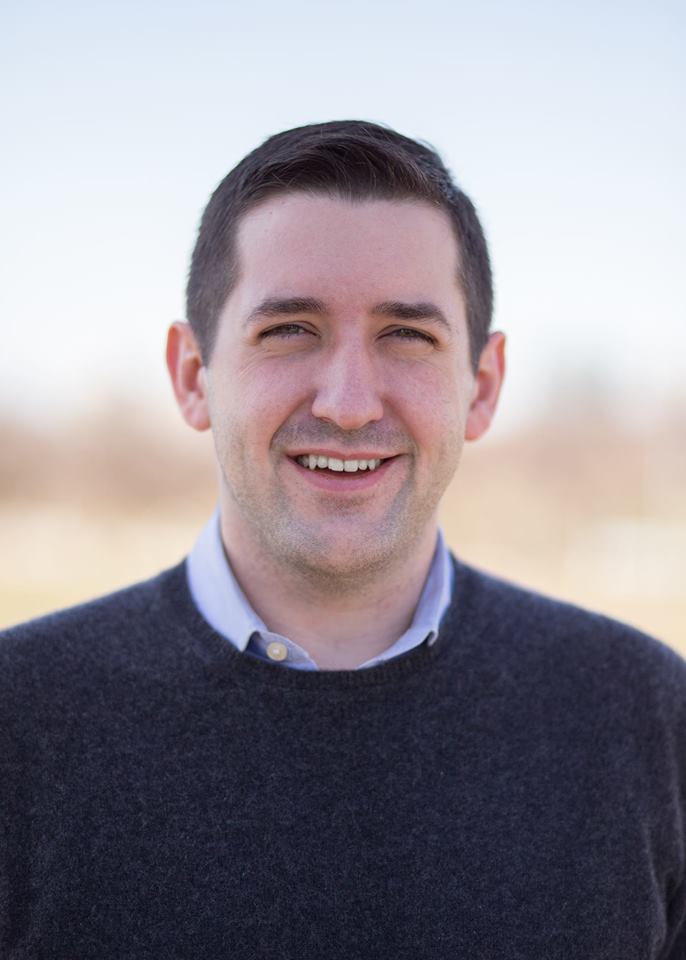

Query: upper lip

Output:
[287, 449, 398, 460]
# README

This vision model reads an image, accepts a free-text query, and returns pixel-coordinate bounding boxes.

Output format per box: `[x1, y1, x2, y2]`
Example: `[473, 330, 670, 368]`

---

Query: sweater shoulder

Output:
[0, 562, 188, 682]
[453, 559, 686, 700]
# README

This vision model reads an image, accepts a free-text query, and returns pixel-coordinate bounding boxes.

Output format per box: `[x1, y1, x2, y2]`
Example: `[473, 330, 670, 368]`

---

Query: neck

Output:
[219, 514, 439, 670]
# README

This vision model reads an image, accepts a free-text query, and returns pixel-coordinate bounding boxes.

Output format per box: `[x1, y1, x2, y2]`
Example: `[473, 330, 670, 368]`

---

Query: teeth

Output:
[297, 455, 384, 472]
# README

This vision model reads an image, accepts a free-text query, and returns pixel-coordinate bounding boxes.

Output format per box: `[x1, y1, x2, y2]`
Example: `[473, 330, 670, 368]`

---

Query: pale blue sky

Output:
[2, 0, 684, 432]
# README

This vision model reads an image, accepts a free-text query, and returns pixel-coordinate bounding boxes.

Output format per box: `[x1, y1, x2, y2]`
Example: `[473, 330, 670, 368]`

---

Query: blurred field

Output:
[1, 402, 684, 657]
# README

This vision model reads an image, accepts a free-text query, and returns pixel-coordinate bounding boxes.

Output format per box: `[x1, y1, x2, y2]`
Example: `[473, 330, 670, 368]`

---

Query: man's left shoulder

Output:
[453, 558, 686, 701]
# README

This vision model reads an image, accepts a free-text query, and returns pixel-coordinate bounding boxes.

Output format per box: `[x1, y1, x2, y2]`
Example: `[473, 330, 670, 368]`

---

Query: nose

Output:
[310, 339, 384, 431]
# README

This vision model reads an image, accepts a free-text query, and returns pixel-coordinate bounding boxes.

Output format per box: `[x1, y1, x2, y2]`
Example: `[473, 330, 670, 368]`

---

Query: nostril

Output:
[311, 385, 384, 429]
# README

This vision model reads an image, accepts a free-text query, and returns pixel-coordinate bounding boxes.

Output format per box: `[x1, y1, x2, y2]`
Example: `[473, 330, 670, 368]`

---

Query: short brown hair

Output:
[186, 120, 493, 371]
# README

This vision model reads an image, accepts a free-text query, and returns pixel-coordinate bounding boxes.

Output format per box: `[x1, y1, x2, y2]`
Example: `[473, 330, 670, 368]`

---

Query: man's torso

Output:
[1, 560, 684, 958]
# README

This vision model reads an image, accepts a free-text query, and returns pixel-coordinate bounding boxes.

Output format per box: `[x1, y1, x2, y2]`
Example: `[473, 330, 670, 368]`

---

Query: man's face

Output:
[202, 193, 492, 581]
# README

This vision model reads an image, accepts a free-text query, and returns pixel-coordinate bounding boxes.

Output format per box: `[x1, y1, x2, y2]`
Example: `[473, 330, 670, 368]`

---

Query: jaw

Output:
[220, 462, 421, 585]
[216, 437, 454, 595]
[295, 469, 455, 591]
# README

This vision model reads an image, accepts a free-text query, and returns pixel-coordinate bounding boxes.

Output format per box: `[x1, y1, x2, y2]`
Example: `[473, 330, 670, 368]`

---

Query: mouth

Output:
[286, 452, 401, 490]
[293, 454, 387, 474]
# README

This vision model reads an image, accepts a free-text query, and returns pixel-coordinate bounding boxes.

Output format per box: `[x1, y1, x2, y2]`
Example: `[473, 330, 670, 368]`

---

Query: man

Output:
[1, 121, 684, 957]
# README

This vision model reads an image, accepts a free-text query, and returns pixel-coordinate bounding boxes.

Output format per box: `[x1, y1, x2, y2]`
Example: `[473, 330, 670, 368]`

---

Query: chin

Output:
[290, 550, 394, 589]
[265, 519, 416, 587]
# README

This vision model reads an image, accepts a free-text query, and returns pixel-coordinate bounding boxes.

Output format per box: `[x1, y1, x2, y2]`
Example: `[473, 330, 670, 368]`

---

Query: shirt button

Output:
[266, 641, 288, 662]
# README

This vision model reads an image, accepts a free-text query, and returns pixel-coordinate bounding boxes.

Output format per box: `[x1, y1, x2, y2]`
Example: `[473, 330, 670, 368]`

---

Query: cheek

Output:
[215, 359, 312, 449]
[392, 365, 468, 446]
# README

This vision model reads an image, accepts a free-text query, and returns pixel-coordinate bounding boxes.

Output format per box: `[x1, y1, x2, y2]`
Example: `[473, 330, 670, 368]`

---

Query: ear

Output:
[465, 332, 506, 442]
[166, 322, 211, 431]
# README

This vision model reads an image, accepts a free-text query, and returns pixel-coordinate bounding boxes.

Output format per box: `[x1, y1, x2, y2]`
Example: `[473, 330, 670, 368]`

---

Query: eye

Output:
[386, 327, 437, 345]
[259, 323, 313, 340]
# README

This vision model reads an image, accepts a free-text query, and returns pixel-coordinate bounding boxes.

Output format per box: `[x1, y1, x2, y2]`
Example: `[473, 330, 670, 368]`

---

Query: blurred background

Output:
[2, 0, 684, 654]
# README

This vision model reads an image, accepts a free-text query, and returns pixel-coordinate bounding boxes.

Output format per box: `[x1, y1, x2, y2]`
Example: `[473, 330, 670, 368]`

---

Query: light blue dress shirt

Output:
[186, 509, 454, 670]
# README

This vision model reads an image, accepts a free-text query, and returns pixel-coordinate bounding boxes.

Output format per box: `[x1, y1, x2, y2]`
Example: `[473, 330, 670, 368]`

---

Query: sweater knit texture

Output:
[1, 558, 685, 959]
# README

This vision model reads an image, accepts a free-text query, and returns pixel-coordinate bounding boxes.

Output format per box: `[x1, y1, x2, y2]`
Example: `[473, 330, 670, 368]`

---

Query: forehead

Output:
[230, 193, 462, 305]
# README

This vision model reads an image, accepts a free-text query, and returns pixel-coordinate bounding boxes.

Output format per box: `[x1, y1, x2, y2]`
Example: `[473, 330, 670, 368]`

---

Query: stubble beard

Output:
[217, 436, 459, 598]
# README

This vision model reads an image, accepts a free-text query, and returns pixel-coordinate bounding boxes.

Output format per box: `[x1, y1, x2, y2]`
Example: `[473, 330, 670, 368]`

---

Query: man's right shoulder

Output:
[0, 561, 188, 680]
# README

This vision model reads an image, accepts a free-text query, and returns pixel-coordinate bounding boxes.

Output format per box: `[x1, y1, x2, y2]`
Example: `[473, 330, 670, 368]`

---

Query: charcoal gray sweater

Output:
[1, 558, 685, 958]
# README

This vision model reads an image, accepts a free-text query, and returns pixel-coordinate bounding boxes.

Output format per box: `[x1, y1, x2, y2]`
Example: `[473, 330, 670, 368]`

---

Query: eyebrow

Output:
[243, 296, 451, 330]
[243, 297, 326, 327]
[371, 300, 451, 330]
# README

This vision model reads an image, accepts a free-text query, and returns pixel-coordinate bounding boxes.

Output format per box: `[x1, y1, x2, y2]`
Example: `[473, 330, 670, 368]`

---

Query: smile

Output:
[287, 453, 399, 491]
[295, 455, 384, 473]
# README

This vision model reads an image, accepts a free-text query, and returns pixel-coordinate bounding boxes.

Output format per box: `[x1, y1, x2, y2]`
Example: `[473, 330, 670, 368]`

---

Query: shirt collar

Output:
[358, 527, 453, 667]
[186, 508, 454, 667]
[186, 509, 266, 652]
